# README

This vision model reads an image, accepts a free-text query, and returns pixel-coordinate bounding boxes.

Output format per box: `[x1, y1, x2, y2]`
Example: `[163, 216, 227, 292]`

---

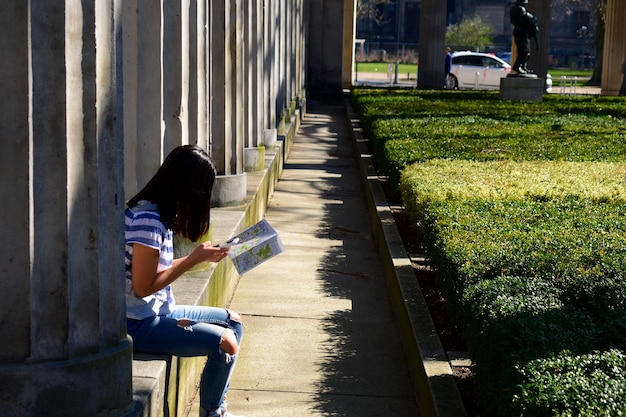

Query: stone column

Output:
[244, 0, 254, 149]
[342, 0, 356, 89]
[253, 0, 265, 140]
[417, 0, 446, 89]
[188, 0, 199, 146]
[295, 0, 306, 100]
[527, 0, 550, 80]
[124, 0, 165, 196]
[306, 0, 344, 93]
[286, 0, 293, 102]
[243, 0, 268, 172]
[277, 0, 287, 118]
[163, 0, 188, 149]
[601, 0, 626, 96]
[197, 0, 210, 150]
[262, 0, 278, 147]
[0, 1, 133, 415]
[0, 0, 32, 367]
[210, 0, 246, 206]
[264, 0, 277, 131]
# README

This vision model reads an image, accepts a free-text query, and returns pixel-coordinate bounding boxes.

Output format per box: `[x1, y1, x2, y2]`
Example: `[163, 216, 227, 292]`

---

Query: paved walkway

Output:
[196, 99, 421, 416]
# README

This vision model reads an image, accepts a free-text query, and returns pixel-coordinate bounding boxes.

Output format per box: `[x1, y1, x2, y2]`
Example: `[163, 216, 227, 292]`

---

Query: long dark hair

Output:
[127, 145, 217, 242]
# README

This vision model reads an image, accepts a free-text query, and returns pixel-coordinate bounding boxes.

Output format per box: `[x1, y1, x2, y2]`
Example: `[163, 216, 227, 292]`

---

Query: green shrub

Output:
[351, 88, 626, 416]
[513, 350, 626, 417]
[561, 274, 626, 351]
[400, 160, 626, 234]
[352, 89, 626, 195]
[460, 277, 596, 416]
[423, 199, 626, 301]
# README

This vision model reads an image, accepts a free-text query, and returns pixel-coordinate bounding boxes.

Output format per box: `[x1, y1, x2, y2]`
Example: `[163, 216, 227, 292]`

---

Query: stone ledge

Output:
[129, 103, 302, 417]
[130, 354, 172, 417]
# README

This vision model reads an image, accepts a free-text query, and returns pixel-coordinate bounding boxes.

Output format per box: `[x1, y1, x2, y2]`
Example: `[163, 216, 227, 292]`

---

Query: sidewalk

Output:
[185, 98, 421, 417]
[225, 98, 420, 417]
[184, 94, 470, 417]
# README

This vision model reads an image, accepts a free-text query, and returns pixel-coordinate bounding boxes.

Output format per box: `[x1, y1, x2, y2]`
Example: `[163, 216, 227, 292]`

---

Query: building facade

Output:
[356, 0, 599, 67]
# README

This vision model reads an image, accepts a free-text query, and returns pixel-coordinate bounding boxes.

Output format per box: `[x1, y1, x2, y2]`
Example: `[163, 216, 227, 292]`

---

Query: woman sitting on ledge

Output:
[124, 145, 245, 417]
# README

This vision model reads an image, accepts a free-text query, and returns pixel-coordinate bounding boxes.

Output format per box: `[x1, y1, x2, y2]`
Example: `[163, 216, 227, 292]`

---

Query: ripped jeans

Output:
[127, 305, 244, 411]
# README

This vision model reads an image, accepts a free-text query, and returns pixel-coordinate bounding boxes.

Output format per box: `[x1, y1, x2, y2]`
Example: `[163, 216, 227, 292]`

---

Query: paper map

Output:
[226, 219, 284, 275]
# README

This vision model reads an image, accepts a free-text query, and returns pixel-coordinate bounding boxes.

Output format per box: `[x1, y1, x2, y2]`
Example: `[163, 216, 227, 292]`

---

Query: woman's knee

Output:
[220, 328, 239, 356]
[228, 309, 243, 323]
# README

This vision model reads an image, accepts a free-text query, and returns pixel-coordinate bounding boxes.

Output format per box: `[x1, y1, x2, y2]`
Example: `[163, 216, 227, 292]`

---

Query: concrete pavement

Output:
[225, 98, 419, 417]
[184, 94, 468, 417]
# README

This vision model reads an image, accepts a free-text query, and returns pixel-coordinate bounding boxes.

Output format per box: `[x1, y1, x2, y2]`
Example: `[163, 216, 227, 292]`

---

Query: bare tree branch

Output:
[356, 0, 394, 26]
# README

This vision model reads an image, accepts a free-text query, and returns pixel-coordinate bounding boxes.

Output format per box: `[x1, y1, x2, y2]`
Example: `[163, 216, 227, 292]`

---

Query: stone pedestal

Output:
[244, 146, 266, 172]
[500, 76, 544, 101]
[212, 173, 247, 207]
[263, 128, 278, 148]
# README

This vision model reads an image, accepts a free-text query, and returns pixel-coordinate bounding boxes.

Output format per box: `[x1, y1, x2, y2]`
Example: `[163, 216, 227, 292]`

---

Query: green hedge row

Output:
[425, 199, 626, 415]
[352, 88, 626, 416]
[400, 159, 626, 237]
[351, 89, 626, 196]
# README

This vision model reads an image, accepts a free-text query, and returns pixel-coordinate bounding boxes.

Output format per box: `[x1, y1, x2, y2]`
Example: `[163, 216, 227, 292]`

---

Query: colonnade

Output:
[0, 1, 306, 415]
[122, 0, 306, 205]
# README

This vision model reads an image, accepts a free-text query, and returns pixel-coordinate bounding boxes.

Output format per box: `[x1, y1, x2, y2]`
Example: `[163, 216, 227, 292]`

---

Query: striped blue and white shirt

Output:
[124, 200, 176, 319]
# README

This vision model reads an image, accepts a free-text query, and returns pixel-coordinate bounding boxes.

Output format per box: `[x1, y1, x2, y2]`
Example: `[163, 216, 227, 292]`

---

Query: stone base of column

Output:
[212, 173, 247, 207]
[244, 146, 266, 172]
[0, 337, 133, 417]
[262, 128, 277, 148]
[500, 76, 545, 101]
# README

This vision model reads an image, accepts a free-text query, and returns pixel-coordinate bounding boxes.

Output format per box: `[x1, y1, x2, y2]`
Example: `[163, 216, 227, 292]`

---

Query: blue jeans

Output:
[127, 305, 244, 411]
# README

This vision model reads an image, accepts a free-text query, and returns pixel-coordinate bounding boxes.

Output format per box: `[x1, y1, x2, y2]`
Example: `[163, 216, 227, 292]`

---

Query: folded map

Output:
[226, 219, 285, 275]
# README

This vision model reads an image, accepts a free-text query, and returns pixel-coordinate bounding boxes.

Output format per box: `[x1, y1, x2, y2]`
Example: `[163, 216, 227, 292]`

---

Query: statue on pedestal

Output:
[510, 0, 539, 76]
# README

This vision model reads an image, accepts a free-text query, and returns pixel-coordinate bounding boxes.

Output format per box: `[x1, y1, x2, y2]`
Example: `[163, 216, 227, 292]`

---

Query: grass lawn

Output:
[355, 62, 417, 75]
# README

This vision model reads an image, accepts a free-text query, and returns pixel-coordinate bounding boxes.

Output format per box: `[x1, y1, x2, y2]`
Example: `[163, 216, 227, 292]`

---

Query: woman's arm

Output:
[131, 241, 229, 297]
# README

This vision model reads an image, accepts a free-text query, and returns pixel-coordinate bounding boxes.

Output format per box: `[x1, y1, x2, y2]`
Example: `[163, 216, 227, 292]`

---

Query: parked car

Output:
[448, 51, 553, 92]
[496, 51, 513, 64]
[447, 51, 511, 90]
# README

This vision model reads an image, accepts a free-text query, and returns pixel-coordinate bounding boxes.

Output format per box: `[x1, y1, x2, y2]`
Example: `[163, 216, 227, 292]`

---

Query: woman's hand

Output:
[188, 241, 230, 264]
[131, 242, 229, 297]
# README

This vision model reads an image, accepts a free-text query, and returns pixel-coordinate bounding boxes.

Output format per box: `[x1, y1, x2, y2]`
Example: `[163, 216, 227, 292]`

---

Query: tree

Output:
[445, 15, 493, 52]
[356, 0, 393, 26]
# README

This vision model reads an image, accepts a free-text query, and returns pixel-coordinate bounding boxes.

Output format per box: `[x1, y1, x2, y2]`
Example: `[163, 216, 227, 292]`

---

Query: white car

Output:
[447, 51, 511, 90]
[447, 51, 553, 92]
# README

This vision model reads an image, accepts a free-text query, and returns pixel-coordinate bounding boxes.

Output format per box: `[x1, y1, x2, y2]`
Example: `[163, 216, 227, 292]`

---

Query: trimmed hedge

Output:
[351, 89, 626, 195]
[422, 195, 626, 416]
[400, 160, 626, 235]
[351, 88, 626, 416]
[462, 276, 597, 417]
[515, 350, 626, 417]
